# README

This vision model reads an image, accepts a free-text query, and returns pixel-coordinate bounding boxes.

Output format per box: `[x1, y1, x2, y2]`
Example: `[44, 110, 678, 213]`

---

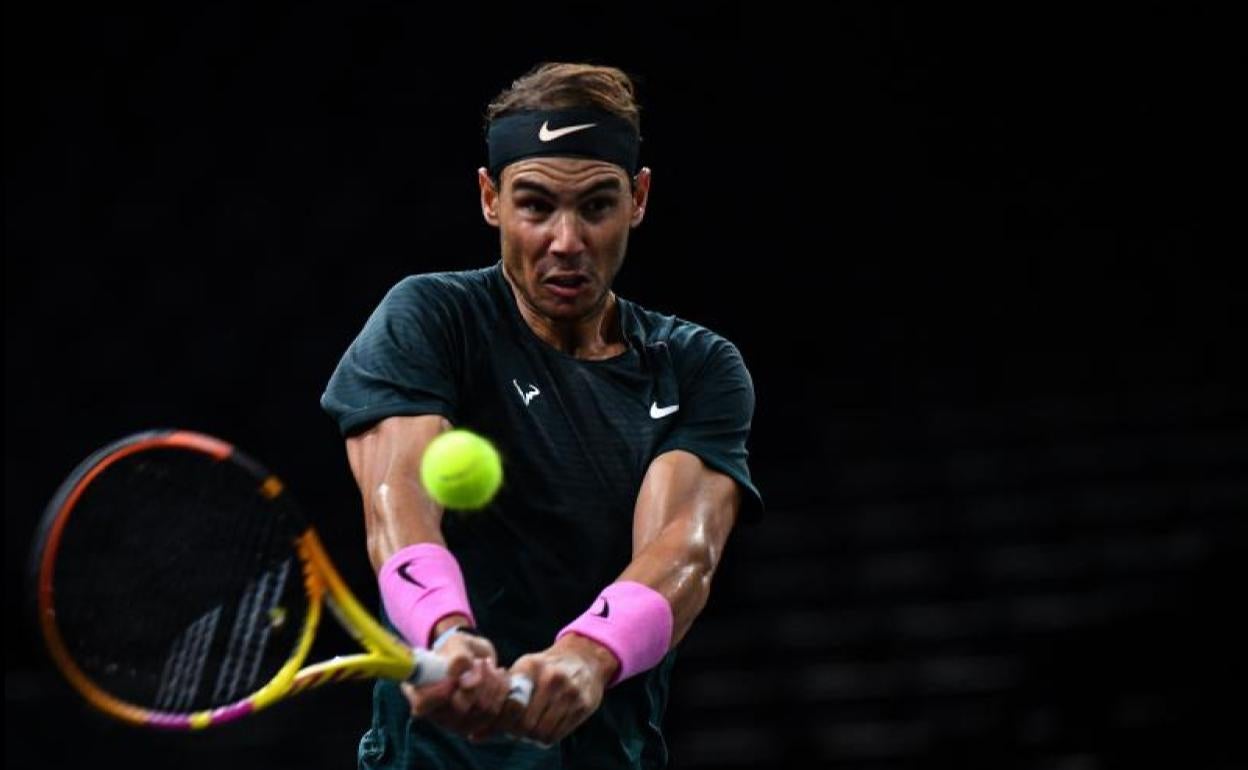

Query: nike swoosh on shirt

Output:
[539, 121, 597, 141]
[650, 402, 680, 419]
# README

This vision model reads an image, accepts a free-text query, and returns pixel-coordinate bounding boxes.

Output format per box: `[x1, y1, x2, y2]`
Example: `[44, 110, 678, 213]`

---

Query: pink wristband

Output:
[379, 543, 475, 648]
[556, 581, 674, 686]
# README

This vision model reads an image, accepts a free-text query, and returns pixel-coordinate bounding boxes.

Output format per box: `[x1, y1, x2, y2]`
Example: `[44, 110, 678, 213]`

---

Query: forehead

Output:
[502, 157, 629, 194]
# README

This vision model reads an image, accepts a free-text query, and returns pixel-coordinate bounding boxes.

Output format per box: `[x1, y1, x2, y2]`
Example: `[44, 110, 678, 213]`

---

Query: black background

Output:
[6, 3, 1244, 769]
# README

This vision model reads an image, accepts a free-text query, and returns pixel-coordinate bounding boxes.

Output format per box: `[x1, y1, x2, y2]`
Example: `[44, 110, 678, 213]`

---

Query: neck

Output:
[503, 267, 624, 360]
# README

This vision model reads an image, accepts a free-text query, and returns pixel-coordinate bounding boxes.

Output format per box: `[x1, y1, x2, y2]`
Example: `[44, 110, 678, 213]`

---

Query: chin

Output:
[539, 299, 592, 320]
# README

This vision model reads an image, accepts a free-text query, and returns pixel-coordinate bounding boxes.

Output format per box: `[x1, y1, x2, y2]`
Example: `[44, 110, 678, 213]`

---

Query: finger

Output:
[497, 669, 550, 748]
[548, 698, 590, 745]
[458, 658, 484, 690]
[471, 661, 508, 714]
[494, 683, 528, 737]
[498, 658, 539, 736]
[443, 659, 487, 714]
[531, 691, 572, 745]
[449, 661, 506, 730]
[521, 685, 557, 741]
[443, 649, 475, 680]
[458, 635, 499, 665]
[463, 665, 512, 741]
[426, 678, 483, 735]
[440, 631, 498, 665]
[522, 667, 569, 738]
[402, 679, 457, 718]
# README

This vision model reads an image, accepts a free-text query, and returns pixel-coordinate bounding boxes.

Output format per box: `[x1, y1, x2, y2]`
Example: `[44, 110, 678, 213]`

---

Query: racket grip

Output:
[406, 658, 542, 747]
[406, 652, 532, 709]
[408, 648, 449, 686]
[506, 673, 533, 706]
[504, 674, 552, 748]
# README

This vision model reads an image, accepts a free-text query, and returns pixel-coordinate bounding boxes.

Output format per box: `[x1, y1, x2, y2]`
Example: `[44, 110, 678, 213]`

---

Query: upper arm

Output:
[653, 336, 763, 522]
[321, 276, 463, 436]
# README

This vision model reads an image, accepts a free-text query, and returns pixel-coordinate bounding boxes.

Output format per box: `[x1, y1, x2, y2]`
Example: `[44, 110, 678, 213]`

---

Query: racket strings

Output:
[51, 448, 309, 712]
[210, 557, 292, 704]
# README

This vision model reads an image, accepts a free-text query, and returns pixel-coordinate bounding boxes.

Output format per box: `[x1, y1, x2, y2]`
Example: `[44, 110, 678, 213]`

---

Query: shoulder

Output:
[385, 265, 499, 308]
[626, 300, 748, 376]
[376, 265, 503, 327]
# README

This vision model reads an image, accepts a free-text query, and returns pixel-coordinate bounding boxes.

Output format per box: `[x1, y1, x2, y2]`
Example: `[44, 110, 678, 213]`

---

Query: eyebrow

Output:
[510, 178, 623, 199]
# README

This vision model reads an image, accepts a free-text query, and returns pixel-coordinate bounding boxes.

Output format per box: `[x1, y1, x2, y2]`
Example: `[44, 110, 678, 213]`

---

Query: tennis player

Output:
[322, 62, 762, 769]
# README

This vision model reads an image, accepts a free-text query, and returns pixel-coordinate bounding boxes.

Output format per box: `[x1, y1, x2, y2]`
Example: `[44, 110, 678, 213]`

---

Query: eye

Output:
[517, 198, 552, 215]
[582, 197, 617, 216]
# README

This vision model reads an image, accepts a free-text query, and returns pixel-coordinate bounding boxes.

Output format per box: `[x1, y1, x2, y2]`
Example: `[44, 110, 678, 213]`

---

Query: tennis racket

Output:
[31, 429, 532, 730]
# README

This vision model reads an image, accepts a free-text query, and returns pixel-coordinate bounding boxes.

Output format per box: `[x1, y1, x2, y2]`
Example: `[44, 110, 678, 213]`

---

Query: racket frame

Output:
[33, 430, 439, 730]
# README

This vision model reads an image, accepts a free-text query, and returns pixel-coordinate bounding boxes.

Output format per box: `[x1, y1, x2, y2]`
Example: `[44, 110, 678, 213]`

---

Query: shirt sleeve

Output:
[321, 276, 464, 436]
[655, 337, 764, 520]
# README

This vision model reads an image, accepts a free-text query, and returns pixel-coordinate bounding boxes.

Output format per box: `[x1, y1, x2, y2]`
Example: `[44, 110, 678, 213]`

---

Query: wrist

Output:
[556, 632, 621, 689]
[556, 581, 673, 686]
[378, 544, 475, 649]
[431, 614, 475, 643]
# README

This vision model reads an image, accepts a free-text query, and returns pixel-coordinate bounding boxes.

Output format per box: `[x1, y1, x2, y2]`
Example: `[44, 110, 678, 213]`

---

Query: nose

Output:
[548, 210, 586, 257]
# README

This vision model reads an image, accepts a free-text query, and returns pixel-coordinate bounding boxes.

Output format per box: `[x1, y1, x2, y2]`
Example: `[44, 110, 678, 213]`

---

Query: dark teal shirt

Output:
[322, 262, 761, 769]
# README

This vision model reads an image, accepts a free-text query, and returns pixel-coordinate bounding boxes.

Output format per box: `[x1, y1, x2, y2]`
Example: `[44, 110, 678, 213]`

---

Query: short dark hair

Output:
[485, 62, 641, 134]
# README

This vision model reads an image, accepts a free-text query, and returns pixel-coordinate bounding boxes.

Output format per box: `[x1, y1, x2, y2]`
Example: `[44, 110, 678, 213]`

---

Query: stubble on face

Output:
[497, 158, 634, 332]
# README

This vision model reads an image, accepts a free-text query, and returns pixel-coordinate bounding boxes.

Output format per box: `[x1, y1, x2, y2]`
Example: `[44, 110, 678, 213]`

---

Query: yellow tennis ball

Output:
[419, 429, 503, 511]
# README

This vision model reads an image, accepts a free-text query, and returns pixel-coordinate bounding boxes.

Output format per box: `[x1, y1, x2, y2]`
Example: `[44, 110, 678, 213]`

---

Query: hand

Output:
[400, 627, 512, 740]
[497, 633, 620, 746]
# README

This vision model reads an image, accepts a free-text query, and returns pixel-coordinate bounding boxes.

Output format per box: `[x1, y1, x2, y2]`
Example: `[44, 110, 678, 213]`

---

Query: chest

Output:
[457, 337, 681, 502]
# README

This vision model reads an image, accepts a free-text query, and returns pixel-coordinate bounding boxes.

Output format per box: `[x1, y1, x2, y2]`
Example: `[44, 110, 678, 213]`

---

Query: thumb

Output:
[508, 653, 541, 680]
[441, 647, 476, 680]
[460, 635, 499, 665]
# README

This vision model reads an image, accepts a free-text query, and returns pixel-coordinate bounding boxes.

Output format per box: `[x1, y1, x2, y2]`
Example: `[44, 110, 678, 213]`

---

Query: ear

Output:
[478, 167, 500, 227]
[630, 167, 652, 228]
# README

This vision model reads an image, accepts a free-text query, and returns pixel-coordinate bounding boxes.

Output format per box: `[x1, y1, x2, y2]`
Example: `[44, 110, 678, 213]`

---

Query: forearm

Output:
[619, 450, 739, 646]
[347, 415, 452, 571]
[363, 475, 446, 571]
[556, 456, 738, 690]
[554, 519, 720, 690]
[617, 514, 719, 647]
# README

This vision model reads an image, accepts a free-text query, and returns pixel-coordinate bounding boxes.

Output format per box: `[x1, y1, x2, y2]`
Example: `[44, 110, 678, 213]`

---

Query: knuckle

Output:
[451, 693, 473, 715]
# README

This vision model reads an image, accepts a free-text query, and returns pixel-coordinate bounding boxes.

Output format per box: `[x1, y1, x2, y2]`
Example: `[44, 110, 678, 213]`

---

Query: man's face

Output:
[480, 157, 650, 323]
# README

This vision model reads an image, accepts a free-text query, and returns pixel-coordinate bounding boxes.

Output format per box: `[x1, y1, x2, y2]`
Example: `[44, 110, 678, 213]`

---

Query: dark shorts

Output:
[357, 680, 557, 770]
[358, 659, 673, 770]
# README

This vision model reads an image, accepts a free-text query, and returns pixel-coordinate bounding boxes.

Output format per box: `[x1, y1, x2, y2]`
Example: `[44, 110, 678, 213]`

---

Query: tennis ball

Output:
[419, 429, 503, 511]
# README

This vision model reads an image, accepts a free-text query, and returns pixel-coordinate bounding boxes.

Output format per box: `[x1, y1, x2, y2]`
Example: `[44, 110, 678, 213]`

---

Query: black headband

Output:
[486, 109, 640, 180]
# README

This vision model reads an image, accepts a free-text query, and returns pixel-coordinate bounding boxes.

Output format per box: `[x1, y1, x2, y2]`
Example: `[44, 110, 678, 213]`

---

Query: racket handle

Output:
[408, 648, 449, 686]
[506, 673, 533, 706]
[407, 657, 543, 747]
[504, 674, 550, 747]
[406, 651, 533, 709]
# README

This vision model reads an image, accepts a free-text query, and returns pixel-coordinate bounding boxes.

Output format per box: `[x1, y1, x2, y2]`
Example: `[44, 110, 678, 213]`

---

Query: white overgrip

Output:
[407, 649, 533, 708]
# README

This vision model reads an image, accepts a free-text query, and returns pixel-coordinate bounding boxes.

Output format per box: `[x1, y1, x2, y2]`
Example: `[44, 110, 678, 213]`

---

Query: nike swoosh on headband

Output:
[539, 121, 597, 142]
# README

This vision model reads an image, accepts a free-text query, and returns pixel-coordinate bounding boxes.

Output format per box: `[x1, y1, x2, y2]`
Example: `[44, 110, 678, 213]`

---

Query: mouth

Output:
[542, 273, 591, 299]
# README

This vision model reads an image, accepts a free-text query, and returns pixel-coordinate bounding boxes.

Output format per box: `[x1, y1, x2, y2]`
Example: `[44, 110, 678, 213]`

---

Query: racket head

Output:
[31, 430, 322, 729]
